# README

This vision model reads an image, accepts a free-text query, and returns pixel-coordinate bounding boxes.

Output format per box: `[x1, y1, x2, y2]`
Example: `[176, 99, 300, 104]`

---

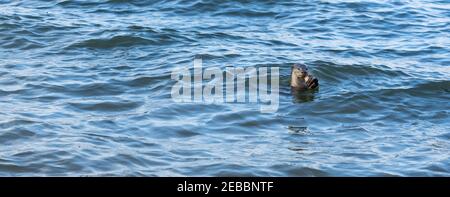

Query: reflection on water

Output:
[291, 88, 318, 103]
[287, 126, 308, 134]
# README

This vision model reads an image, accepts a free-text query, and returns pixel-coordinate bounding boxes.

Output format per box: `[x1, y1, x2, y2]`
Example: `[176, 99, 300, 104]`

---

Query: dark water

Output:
[1, 0, 449, 176]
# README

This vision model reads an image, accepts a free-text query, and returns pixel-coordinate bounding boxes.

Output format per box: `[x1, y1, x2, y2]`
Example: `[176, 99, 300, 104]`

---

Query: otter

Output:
[290, 63, 319, 90]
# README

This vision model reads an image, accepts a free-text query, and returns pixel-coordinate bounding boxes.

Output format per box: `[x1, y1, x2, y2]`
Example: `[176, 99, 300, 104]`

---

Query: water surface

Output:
[0, 0, 449, 176]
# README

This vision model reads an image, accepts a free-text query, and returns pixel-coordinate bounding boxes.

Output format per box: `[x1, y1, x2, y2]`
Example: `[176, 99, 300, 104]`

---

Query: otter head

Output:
[292, 63, 308, 79]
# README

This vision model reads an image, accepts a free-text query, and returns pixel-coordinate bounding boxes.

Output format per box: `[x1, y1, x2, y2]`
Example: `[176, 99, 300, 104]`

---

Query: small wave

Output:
[105, 0, 135, 4]
[127, 25, 158, 33]
[272, 164, 329, 176]
[66, 35, 162, 49]
[0, 22, 21, 31]
[0, 37, 47, 50]
[56, 0, 105, 7]
[213, 9, 277, 18]
[0, 119, 38, 129]
[312, 61, 410, 83]
[151, 125, 201, 138]
[195, 31, 247, 40]
[378, 80, 450, 97]
[321, 0, 392, 11]
[0, 128, 36, 145]
[27, 82, 125, 97]
[374, 47, 445, 57]
[68, 100, 143, 112]
[57, 0, 148, 7]
[0, 88, 27, 96]
[122, 75, 169, 88]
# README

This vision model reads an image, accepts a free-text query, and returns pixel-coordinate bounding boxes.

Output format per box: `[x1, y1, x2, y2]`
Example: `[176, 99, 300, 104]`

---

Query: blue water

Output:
[0, 0, 449, 176]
